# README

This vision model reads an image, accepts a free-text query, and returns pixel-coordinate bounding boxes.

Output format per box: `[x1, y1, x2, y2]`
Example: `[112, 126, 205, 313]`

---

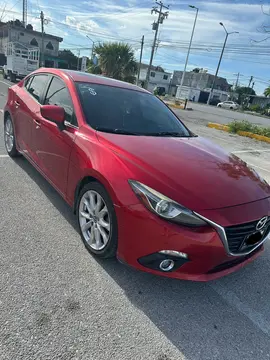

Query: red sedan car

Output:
[4, 68, 270, 281]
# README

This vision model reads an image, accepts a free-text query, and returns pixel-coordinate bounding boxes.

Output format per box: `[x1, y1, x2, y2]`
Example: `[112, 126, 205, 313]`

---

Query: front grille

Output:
[225, 218, 270, 254]
[207, 245, 263, 274]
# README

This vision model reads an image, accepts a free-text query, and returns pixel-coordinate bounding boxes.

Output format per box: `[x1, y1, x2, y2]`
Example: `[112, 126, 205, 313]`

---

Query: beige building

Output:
[0, 21, 63, 67]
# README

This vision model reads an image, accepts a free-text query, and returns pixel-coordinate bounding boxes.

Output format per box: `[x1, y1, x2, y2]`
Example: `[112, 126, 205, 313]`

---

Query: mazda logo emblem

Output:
[256, 216, 268, 231]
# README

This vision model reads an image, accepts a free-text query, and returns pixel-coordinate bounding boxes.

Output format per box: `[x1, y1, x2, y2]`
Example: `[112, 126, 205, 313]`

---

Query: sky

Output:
[1, 0, 270, 94]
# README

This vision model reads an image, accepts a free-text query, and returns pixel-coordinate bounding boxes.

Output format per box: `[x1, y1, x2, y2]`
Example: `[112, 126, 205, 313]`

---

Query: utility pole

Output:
[40, 11, 45, 67]
[77, 49, 80, 70]
[207, 23, 238, 105]
[22, 0, 27, 27]
[248, 75, 253, 88]
[252, 81, 255, 89]
[145, 1, 169, 90]
[235, 72, 240, 89]
[178, 5, 199, 99]
[136, 35, 144, 86]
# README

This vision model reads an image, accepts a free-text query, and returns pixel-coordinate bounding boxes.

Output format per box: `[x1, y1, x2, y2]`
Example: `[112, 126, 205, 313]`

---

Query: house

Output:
[0, 21, 63, 67]
[250, 95, 270, 108]
[171, 69, 231, 97]
[137, 63, 171, 93]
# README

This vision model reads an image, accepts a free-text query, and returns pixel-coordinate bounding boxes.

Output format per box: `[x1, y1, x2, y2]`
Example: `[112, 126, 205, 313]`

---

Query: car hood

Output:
[97, 132, 270, 210]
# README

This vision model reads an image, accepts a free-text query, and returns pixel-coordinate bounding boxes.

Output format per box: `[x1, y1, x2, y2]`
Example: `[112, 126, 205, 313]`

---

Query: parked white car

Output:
[217, 101, 239, 110]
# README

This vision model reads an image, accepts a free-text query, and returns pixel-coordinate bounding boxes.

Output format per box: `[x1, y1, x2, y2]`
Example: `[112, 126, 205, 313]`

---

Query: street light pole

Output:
[207, 23, 239, 105]
[86, 35, 95, 61]
[178, 5, 198, 100]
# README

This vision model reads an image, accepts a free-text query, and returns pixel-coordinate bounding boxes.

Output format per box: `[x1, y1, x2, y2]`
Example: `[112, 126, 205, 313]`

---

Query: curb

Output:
[208, 123, 229, 132]
[207, 122, 270, 144]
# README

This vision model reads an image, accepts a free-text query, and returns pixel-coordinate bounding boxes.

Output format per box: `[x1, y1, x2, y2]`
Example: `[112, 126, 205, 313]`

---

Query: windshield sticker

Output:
[88, 88, 97, 96]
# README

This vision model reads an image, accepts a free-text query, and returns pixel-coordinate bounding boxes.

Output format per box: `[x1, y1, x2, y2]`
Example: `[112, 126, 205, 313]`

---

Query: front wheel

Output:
[3, 73, 7, 79]
[4, 116, 19, 157]
[217, 105, 221, 108]
[77, 182, 118, 258]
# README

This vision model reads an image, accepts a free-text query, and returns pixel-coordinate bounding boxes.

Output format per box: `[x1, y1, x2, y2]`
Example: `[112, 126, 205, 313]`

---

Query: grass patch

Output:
[228, 120, 270, 138]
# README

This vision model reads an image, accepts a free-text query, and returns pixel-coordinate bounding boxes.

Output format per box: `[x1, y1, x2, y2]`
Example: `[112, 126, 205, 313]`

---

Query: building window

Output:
[30, 38, 38, 46]
[150, 71, 155, 78]
[46, 41, 54, 50]
[163, 74, 168, 80]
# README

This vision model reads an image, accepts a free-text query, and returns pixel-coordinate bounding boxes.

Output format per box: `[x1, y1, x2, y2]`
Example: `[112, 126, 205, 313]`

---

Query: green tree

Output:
[235, 86, 256, 104]
[264, 86, 270, 97]
[89, 42, 138, 83]
[58, 49, 78, 69]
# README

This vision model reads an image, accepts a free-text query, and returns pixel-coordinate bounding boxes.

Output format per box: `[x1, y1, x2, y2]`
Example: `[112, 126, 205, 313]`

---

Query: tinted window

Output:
[45, 77, 77, 126]
[27, 74, 48, 103]
[24, 76, 33, 90]
[76, 82, 191, 137]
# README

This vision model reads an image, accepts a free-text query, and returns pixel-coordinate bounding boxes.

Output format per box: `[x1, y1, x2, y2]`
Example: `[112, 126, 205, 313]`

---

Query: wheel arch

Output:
[73, 172, 119, 214]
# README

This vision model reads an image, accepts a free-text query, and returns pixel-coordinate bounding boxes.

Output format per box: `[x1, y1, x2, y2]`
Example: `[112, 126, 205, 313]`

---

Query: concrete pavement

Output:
[173, 102, 270, 128]
[0, 79, 270, 360]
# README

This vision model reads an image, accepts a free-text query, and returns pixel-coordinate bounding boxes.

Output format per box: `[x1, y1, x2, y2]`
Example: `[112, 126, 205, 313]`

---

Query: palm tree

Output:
[264, 86, 270, 97]
[88, 42, 138, 84]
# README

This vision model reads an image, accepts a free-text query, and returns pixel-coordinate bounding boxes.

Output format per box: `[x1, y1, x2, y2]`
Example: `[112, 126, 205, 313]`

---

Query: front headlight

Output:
[129, 180, 207, 227]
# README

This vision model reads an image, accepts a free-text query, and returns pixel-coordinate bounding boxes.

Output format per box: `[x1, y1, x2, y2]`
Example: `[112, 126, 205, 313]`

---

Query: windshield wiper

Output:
[95, 127, 140, 135]
[145, 131, 191, 137]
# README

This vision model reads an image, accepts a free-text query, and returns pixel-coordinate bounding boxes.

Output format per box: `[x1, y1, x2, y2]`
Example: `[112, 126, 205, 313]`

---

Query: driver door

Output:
[33, 76, 78, 197]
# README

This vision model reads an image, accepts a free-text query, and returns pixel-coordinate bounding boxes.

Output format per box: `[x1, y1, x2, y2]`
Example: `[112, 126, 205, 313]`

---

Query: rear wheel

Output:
[3, 73, 7, 79]
[230, 106, 233, 110]
[77, 182, 118, 258]
[10, 73, 16, 82]
[4, 116, 19, 157]
[218, 104, 221, 108]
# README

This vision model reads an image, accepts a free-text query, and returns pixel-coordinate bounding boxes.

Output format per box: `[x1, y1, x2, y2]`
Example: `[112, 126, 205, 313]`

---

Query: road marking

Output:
[233, 150, 270, 154]
[0, 80, 10, 86]
[0, 154, 9, 158]
[211, 283, 270, 336]
[247, 163, 270, 173]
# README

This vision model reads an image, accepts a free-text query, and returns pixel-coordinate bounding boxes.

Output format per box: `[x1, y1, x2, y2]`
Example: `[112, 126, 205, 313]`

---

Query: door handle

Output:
[15, 100, 20, 108]
[33, 118, 41, 128]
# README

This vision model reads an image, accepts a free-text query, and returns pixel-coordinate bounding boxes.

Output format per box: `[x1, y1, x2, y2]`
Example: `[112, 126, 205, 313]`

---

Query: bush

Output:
[228, 120, 270, 138]
[249, 104, 261, 113]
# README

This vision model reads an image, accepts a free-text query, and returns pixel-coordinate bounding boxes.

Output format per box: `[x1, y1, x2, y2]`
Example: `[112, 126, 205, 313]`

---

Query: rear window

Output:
[76, 82, 191, 137]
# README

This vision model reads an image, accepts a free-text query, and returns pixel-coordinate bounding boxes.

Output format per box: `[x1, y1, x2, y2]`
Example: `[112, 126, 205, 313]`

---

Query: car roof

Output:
[34, 68, 149, 93]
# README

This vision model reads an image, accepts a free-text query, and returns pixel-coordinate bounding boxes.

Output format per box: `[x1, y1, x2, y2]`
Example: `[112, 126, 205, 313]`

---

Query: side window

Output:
[44, 77, 77, 126]
[27, 75, 48, 103]
[24, 76, 33, 90]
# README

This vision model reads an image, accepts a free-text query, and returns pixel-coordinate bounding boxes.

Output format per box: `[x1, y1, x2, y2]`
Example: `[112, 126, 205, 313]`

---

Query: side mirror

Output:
[40, 105, 65, 129]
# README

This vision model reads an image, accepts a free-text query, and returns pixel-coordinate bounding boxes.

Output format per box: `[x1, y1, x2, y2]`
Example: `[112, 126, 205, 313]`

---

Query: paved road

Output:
[174, 102, 270, 128]
[1, 78, 270, 360]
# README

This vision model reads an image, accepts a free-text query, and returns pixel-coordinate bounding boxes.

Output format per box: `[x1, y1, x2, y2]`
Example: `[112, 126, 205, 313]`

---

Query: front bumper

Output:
[115, 199, 269, 281]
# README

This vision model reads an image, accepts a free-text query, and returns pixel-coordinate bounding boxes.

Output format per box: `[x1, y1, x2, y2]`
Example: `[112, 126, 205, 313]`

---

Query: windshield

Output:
[76, 82, 191, 137]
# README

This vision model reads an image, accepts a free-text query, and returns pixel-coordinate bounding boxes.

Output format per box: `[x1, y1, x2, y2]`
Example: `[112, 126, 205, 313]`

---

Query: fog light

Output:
[159, 250, 188, 259]
[159, 259, 175, 272]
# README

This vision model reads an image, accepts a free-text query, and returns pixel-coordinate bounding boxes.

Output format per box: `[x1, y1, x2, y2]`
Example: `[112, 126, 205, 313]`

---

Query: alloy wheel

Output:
[79, 190, 111, 251]
[5, 118, 14, 153]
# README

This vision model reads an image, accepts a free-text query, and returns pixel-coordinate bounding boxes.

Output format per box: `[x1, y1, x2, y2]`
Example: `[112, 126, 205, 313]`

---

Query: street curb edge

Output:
[207, 122, 270, 144]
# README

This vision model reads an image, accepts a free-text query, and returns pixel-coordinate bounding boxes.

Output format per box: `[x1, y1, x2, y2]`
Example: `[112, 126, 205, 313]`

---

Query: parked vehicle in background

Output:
[217, 101, 239, 110]
[4, 42, 39, 82]
[4, 69, 270, 281]
[154, 86, 166, 96]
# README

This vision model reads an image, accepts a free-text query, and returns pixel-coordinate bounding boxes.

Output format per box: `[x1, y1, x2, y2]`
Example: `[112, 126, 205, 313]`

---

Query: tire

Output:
[77, 182, 118, 259]
[10, 73, 16, 82]
[230, 107, 233, 110]
[218, 105, 221, 108]
[3, 73, 7, 79]
[4, 116, 20, 157]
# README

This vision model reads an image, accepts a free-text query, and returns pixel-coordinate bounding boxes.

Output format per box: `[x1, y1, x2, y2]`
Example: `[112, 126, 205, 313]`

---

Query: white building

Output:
[137, 63, 171, 93]
[0, 21, 63, 67]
